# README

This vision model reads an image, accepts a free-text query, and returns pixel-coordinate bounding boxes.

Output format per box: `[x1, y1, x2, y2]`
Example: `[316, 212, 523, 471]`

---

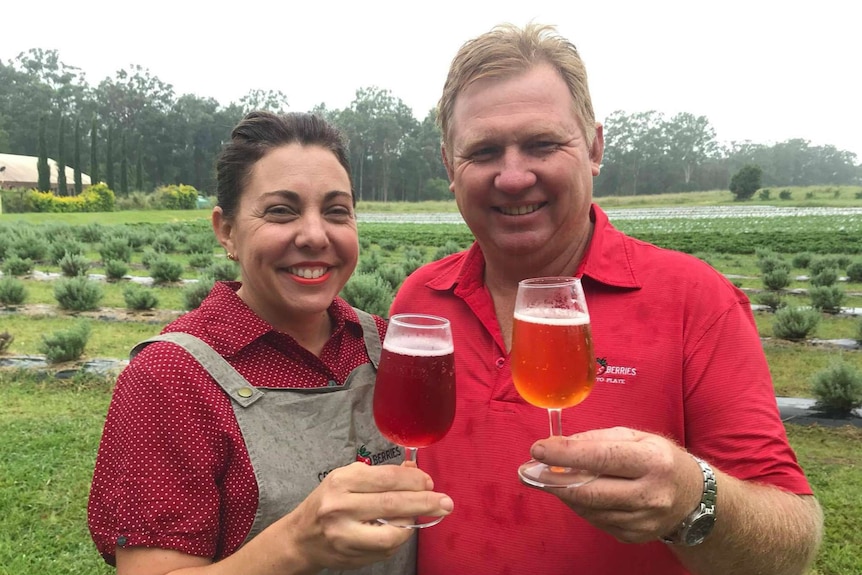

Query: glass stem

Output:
[548, 408, 563, 438]
[405, 446, 418, 463]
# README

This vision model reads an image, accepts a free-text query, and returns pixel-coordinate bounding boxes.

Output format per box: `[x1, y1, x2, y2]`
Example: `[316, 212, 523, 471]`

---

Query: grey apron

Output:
[131, 309, 415, 575]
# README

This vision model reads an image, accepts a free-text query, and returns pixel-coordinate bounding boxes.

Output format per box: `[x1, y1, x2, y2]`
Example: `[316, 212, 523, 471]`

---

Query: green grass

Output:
[0, 315, 166, 359]
[785, 424, 862, 575]
[594, 185, 862, 209]
[0, 209, 211, 225]
[765, 344, 862, 398]
[0, 370, 114, 575]
[9, 277, 189, 310]
[0, 369, 856, 575]
[755, 312, 862, 342]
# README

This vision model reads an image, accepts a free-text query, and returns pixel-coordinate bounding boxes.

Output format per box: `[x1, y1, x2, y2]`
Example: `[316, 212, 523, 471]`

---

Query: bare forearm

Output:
[675, 471, 823, 575]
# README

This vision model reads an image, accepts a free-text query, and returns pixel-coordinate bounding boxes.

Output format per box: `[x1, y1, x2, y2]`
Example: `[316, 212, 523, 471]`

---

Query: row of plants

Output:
[0, 183, 203, 213]
[1, 215, 860, 417]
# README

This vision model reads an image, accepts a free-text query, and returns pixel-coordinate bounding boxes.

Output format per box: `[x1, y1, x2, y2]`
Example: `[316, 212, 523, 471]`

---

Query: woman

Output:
[88, 111, 452, 575]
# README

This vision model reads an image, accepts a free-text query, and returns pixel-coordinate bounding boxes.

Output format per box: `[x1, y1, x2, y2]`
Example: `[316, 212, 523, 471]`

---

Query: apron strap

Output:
[129, 332, 265, 407]
[353, 307, 382, 369]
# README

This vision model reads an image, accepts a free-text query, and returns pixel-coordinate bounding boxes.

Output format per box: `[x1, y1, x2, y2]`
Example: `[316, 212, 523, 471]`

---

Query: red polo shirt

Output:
[88, 281, 387, 565]
[392, 204, 810, 575]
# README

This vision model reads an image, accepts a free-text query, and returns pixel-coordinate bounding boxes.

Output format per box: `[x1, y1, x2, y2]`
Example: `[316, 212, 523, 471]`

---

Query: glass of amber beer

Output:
[511, 277, 597, 488]
[373, 313, 456, 527]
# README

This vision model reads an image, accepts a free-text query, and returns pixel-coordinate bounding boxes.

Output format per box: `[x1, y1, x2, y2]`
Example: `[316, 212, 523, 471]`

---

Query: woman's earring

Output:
[227, 253, 237, 261]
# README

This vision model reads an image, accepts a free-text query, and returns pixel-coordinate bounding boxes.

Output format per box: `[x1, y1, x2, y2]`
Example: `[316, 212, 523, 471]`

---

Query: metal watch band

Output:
[661, 454, 717, 546]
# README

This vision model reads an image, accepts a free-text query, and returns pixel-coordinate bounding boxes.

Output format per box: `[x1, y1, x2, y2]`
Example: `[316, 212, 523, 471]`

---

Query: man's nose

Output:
[494, 149, 537, 192]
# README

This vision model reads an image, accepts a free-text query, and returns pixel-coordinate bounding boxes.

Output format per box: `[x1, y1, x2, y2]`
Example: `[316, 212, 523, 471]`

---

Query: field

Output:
[1, 191, 862, 574]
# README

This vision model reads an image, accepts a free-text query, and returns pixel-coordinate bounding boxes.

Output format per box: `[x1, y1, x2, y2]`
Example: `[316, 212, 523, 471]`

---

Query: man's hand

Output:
[528, 427, 703, 543]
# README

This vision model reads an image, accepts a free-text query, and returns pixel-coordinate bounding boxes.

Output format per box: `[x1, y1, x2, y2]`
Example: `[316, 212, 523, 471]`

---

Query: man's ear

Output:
[441, 144, 455, 194]
[590, 123, 605, 177]
[212, 206, 235, 255]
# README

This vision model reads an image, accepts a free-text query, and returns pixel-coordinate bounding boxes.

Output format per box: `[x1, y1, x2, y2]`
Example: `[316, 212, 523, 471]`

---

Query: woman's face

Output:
[213, 143, 357, 331]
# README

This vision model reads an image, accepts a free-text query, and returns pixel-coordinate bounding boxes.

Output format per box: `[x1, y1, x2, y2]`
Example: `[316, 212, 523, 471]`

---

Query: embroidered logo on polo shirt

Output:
[595, 356, 638, 384]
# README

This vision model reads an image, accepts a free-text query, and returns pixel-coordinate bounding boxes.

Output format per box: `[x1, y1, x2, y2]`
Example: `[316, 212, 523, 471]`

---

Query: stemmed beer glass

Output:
[510, 277, 597, 488]
[372, 313, 456, 528]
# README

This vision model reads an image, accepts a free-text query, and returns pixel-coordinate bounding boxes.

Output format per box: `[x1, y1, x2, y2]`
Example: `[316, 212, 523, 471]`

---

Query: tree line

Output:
[1, 49, 859, 200]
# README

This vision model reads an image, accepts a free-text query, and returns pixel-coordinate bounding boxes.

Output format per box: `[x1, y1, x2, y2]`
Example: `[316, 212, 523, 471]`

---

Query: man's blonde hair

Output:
[437, 22, 596, 155]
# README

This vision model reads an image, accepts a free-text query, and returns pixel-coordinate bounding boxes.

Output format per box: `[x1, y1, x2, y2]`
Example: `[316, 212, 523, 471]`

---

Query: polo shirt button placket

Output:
[495, 357, 506, 368]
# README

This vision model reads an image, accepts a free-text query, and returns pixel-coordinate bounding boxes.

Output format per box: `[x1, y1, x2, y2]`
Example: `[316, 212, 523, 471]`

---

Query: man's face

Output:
[443, 63, 603, 271]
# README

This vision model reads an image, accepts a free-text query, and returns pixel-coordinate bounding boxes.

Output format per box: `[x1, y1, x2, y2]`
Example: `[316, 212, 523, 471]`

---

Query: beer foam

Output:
[514, 309, 590, 325]
[383, 336, 454, 356]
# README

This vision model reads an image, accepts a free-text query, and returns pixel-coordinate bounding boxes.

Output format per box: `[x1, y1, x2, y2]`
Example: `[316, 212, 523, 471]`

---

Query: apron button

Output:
[237, 387, 254, 398]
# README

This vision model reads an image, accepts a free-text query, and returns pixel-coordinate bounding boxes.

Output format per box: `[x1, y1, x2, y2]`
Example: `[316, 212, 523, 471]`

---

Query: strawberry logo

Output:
[596, 357, 608, 376]
[355, 445, 372, 465]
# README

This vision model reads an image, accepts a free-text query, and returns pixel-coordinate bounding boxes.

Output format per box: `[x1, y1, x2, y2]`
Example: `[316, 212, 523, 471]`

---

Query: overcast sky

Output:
[3, 0, 861, 160]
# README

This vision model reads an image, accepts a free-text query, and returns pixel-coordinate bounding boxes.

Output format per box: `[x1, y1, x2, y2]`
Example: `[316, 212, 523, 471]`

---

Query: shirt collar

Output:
[197, 282, 361, 356]
[426, 203, 642, 292]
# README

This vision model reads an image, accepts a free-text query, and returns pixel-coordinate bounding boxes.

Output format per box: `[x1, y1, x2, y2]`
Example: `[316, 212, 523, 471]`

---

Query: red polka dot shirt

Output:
[87, 281, 387, 565]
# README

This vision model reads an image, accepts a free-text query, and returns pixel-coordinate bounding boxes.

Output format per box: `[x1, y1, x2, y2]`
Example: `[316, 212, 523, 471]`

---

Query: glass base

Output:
[518, 459, 597, 488]
[376, 515, 444, 529]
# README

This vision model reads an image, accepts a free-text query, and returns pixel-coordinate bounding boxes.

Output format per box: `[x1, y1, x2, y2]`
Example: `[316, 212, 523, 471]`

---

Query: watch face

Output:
[686, 514, 716, 545]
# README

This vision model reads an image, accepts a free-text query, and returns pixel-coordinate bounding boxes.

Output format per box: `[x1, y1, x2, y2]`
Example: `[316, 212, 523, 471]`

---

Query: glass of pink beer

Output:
[511, 277, 597, 488]
[373, 313, 456, 528]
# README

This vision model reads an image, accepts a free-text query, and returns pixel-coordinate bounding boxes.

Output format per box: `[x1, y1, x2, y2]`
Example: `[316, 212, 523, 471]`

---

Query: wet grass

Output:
[765, 343, 862, 398]
[0, 314, 167, 360]
[784, 424, 862, 575]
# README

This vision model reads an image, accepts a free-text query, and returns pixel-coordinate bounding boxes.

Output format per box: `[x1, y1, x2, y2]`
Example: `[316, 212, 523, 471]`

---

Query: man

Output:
[391, 23, 822, 575]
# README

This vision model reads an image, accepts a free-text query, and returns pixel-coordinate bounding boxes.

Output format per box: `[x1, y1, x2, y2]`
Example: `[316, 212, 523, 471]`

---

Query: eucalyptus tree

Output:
[37, 116, 50, 191]
[393, 109, 447, 201]
[664, 112, 719, 189]
[599, 110, 667, 196]
[95, 65, 176, 188]
[120, 132, 129, 196]
[105, 124, 115, 191]
[89, 115, 99, 183]
[343, 87, 418, 202]
[236, 89, 290, 114]
[136, 139, 144, 192]
[0, 49, 92, 157]
[170, 94, 241, 192]
[57, 116, 67, 195]
[74, 118, 83, 195]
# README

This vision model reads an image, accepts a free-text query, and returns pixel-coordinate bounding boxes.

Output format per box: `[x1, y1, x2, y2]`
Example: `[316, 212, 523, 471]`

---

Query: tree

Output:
[236, 88, 289, 114]
[341, 87, 418, 201]
[89, 115, 99, 184]
[599, 110, 667, 196]
[120, 132, 129, 196]
[37, 116, 50, 192]
[57, 116, 67, 195]
[135, 139, 144, 192]
[106, 124, 115, 191]
[73, 118, 83, 195]
[729, 164, 762, 200]
[664, 112, 719, 188]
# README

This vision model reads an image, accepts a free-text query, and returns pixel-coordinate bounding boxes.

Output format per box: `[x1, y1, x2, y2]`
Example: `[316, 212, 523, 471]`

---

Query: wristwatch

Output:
[661, 455, 717, 546]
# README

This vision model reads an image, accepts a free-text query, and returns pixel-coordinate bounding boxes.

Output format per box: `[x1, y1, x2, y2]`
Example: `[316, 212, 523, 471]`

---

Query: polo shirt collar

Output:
[426, 203, 642, 292]
[198, 281, 360, 356]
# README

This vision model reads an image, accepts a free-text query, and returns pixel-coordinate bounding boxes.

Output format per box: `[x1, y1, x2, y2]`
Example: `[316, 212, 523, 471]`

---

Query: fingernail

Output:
[440, 496, 454, 512]
[532, 444, 546, 460]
